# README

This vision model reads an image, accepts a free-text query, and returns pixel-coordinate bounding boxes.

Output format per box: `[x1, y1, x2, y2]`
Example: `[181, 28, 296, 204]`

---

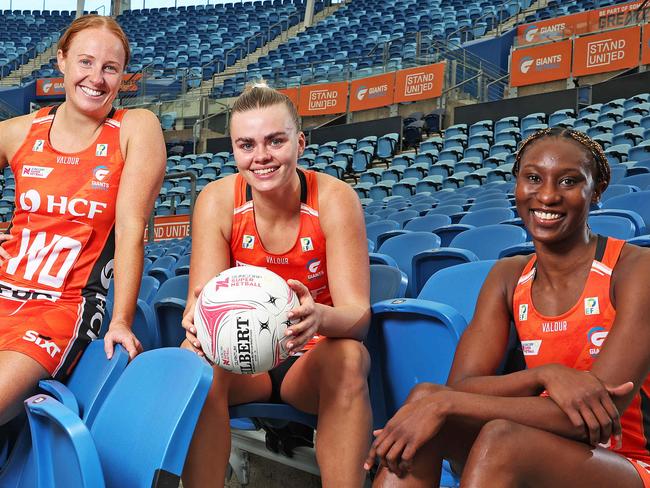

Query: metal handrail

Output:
[192, 101, 231, 153]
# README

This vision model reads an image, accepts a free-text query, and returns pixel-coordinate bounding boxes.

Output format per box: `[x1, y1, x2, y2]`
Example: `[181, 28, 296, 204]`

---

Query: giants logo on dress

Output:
[588, 326, 608, 356]
[306, 258, 324, 281]
[91, 165, 110, 191]
[21, 165, 53, 179]
[32, 140, 45, 152]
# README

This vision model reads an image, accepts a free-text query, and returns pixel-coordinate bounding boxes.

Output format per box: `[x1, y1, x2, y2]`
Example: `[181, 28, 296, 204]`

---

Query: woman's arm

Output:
[446, 257, 546, 397]
[106, 109, 165, 359]
[180, 177, 234, 353]
[283, 176, 370, 351]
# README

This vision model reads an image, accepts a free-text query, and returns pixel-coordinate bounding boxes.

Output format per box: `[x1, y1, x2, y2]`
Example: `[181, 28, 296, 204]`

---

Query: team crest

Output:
[32, 139, 45, 152]
[95, 144, 108, 157]
[519, 304, 528, 321]
[301, 237, 314, 252]
[584, 297, 599, 315]
[242, 235, 255, 249]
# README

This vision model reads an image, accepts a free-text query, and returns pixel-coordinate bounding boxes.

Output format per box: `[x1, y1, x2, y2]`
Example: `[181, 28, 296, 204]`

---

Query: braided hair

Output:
[513, 128, 611, 197]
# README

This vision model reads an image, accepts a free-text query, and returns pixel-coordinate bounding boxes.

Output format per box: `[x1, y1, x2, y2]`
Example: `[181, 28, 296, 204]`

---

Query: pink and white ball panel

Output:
[194, 266, 299, 374]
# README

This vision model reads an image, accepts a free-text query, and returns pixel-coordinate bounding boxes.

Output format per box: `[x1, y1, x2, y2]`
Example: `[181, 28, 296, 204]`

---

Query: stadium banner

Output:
[36, 74, 144, 97]
[516, 12, 589, 46]
[298, 81, 348, 116]
[349, 73, 395, 112]
[589, 0, 650, 32]
[393, 62, 445, 104]
[35, 78, 65, 97]
[573, 26, 641, 77]
[643, 25, 650, 65]
[510, 40, 573, 87]
[147, 215, 190, 241]
[278, 87, 299, 108]
[120, 73, 143, 92]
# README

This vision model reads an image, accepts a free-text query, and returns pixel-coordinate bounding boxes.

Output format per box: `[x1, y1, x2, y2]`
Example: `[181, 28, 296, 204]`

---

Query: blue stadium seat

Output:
[588, 215, 637, 240]
[450, 224, 528, 260]
[153, 274, 189, 347]
[374, 232, 441, 297]
[601, 191, 650, 231]
[24, 348, 212, 488]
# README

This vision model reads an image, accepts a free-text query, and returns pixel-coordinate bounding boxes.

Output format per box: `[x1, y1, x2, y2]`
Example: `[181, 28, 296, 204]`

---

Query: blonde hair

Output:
[231, 81, 300, 131]
[58, 14, 130, 68]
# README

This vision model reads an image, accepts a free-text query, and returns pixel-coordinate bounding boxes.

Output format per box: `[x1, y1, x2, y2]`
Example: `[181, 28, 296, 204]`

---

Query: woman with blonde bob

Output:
[0, 15, 166, 424]
[181, 82, 372, 487]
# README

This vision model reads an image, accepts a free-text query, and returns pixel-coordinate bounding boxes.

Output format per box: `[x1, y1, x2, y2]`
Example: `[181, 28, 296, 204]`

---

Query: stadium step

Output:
[0, 43, 59, 87]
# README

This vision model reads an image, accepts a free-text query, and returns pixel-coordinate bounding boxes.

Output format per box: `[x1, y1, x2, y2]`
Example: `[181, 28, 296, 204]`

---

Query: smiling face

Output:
[230, 103, 305, 193]
[57, 27, 125, 118]
[515, 136, 602, 244]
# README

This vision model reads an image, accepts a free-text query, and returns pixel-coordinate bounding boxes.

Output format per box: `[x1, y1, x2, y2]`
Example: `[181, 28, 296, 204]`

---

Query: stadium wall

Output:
[0, 81, 36, 114]
[464, 28, 516, 73]
[454, 69, 650, 126]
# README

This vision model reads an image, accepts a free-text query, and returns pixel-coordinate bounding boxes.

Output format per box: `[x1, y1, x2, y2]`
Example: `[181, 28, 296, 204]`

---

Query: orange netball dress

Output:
[0, 105, 126, 380]
[513, 236, 650, 484]
[230, 169, 331, 351]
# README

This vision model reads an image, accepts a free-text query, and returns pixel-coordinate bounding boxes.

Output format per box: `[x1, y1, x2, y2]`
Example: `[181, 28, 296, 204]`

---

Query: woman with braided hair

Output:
[366, 128, 650, 487]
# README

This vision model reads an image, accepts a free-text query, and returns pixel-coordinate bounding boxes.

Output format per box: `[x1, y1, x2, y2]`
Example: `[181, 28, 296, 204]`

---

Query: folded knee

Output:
[472, 419, 523, 460]
[320, 339, 370, 393]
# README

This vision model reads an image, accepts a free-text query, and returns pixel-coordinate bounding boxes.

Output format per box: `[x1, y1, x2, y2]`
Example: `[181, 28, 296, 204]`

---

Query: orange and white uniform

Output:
[230, 169, 331, 351]
[513, 236, 650, 484]
[0, 105, 126, 380]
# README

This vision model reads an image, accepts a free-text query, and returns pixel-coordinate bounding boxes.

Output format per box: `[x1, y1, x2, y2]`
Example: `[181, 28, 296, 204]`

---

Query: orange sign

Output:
[510, 40, 573, 87]
[349, 73, 395, 112]
[516, 12, 589, 46]
[36, 74, 143, 97]
[393, 62, 445, 103]
[120, 73, 142, 92]
[278, 87, 299, 108]
[298, 82, 348, 116]
[146, 215, 190, 241]
[643, 25, 650, 65]
[516, 0, 649, 46]
[589, 0, 650, 32]
[573, 26, 641, 77]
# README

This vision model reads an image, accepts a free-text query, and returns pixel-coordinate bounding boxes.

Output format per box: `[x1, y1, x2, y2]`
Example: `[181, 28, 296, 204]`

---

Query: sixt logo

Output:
[22, 330, 61, 358]
[520, 56, 534, 73]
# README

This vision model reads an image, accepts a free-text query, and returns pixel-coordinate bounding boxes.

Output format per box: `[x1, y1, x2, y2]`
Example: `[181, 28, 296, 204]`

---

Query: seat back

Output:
[459, 207, 514, 227]
[65, 340, 130, 425]
[450, 224, 528, 260]
[369, 264, 408, 304]
[419, 260, 497, 326]
[153, 274, 190, 347]
[90, 349, 212, 488]
[588, 215, 637, 240]
[378, 232, 441, 297]
[601, 190, 650, 230]
[27, 349, 212, 488]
